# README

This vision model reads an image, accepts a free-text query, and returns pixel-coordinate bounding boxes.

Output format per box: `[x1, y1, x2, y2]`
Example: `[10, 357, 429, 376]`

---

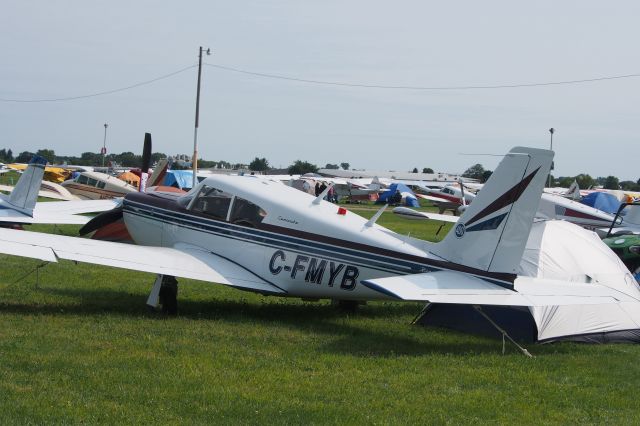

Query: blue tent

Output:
[580, 192, 620, 214]
[377, 183, 420, 207]
[163, 170, 194, 190]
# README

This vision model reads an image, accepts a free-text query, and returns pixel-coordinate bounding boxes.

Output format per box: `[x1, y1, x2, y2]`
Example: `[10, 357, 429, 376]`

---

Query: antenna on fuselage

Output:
[312, 182, 334, 205]
[365, 204, 388, 227]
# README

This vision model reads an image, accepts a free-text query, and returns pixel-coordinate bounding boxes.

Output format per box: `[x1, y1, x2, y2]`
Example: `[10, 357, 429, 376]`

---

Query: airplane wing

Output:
[415, 194, 449, 203]
[362, 271, 636, 306]
[0, 228, 285, 295]
[392, 207, 459, 223]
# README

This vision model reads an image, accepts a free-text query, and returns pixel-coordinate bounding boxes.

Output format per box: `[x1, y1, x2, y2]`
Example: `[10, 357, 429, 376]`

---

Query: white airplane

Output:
[1, 145, 638, 332]
[0, 156, 119, 225]
[414, 182, 476, 215]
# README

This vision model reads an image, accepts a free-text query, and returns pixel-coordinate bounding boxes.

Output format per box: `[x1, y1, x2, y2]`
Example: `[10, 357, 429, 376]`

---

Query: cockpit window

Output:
[77, 174, 89, 185]
[229, 197, 266, 227]
[190, 185, 233, 220]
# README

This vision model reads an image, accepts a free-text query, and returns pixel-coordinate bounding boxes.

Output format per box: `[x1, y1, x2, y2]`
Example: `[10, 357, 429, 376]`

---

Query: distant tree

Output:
[36, 149, 56, 164]
[15, 151, 34, 163]
[198, 160, 218, 168]
[461, 163, 485, 181]
[422, 167, 434, 174]
[575, 174, 595, 189]
[0, 149, 8, 162]
[340, 162, 350, 170]
[324, 163, 339, 170]
[249, 157, 270, 172]
[116, 152, 140, 167]
[411, 167, 418, 173]
[80, 151, 102, 166]
[556, 176, 574, 188]
[620, 180, 640, 191]
[481, 170, 493, 183]
[6, 149, 13, 162]
[603, 175, 620, 190]
[151, 152, 167, 164]
[288, 160, 318, 175]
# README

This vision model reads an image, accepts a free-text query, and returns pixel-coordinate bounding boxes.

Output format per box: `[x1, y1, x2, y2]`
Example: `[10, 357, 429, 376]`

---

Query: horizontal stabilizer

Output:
[362, 271, 635, 306]
[0, 228, 285, 295]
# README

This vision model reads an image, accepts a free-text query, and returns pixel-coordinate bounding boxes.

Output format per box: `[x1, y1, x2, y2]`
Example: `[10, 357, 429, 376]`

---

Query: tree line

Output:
[461, 162, 640, 191]
[3, 148, 637, 190]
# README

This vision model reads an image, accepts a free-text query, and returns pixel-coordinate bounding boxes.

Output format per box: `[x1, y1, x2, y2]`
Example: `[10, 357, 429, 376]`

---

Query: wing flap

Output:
[362, 271, 632, 306]
[0, 228, 284, 294]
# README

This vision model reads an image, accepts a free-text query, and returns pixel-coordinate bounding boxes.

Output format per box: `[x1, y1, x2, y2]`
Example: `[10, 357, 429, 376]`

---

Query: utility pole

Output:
[548, 127, 555, 187]
[102, 123, 108, 167]
[193, 46, 211, 188]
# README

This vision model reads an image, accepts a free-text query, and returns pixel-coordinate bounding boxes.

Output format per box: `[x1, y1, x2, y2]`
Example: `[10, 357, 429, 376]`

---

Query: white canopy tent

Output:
[419, 220, 640, 343]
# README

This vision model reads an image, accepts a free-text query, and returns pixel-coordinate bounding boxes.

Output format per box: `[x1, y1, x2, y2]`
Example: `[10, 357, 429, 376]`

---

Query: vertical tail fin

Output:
[7, 155, 47, 215]
[432, 147, 553, 275]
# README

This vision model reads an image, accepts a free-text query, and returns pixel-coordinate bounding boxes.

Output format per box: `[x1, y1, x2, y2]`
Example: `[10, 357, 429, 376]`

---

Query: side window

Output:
[77, 175, 89, 185]
[88, 178, 98, 187]
[191, 185, 232, 220]
[97, 181, 106, 189]
[229, 197, 266, 227]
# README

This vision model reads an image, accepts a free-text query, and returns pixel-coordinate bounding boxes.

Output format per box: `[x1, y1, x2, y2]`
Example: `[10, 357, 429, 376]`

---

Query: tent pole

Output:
[410, 303, 432, 325]
[473, 305, 534, 358]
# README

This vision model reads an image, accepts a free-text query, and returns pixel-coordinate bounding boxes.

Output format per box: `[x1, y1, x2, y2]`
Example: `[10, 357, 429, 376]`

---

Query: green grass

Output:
[0, 210, 639, 424]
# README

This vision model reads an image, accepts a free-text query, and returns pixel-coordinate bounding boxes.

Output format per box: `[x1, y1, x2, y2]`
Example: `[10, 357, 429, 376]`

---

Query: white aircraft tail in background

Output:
[2, 155, 47, 216]
[0, 155, 119, 225]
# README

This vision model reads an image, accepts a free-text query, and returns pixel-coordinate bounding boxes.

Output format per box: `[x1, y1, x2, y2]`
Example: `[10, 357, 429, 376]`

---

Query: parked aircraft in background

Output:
[0, 156, 118, 225]
[1, 179, 78, 201]
[414, 182, 476, 215]
[1, 146, 638, 345]
[61, 171, 138, 200]
[397, 190, 618, 231]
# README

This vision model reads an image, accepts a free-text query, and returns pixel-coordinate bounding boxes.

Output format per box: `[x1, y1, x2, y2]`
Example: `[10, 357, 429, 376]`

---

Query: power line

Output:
[205, 63, 640, 90]
[3, 62, 640, 104]
[0, 64, 197, 103]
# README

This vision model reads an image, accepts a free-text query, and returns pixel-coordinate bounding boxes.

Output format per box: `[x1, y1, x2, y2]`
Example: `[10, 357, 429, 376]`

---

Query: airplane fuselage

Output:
[121, 176, 514, 300]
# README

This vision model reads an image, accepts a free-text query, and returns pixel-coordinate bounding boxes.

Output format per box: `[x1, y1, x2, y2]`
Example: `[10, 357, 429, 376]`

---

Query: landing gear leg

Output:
[159, 275, 179, 315]
[146, 274, 178, 315]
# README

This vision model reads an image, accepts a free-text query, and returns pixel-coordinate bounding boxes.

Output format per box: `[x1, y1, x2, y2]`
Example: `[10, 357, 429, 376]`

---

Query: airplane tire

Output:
[333, 299, 360, 312]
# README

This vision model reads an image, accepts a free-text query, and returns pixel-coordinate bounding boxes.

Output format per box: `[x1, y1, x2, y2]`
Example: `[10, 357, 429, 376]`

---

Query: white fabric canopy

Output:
[518, 220, 640, 342]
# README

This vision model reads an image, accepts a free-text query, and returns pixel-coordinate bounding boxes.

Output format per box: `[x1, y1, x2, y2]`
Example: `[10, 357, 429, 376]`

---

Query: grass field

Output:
[1, 206, 639, 424]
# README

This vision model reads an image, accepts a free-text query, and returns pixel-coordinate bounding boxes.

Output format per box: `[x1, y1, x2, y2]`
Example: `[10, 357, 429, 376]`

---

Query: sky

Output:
[1, 1, 639, 181]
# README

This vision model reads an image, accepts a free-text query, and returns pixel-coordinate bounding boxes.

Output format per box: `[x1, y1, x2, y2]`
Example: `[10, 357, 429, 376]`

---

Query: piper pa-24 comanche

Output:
[1, 147, 639, 347]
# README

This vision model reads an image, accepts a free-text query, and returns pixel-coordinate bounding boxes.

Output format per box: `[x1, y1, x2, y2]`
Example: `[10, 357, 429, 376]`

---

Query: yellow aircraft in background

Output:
[7, 163, 70, 183]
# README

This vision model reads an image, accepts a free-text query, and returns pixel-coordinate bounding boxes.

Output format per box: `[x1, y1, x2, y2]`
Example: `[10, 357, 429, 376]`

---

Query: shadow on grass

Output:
[0, 285, 570, 357]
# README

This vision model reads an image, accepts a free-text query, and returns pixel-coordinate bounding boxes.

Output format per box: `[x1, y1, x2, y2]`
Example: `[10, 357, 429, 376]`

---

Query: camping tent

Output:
[377, 183, 420, 207]
[418, 220, 640, 343]
[581, 192, 620, 214]
[164, 170, 194, 190]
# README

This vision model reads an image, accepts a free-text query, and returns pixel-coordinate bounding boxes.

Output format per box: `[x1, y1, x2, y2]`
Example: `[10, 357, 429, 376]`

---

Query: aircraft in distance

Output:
[1, 145, 638, 326]
[0, 156, 119, 226]
[414, 182, 476, 215]
[407, 180, 617, 231]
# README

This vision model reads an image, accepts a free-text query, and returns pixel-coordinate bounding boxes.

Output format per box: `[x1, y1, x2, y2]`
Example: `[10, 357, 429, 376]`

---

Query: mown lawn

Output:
[0, 208, 639, 424]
